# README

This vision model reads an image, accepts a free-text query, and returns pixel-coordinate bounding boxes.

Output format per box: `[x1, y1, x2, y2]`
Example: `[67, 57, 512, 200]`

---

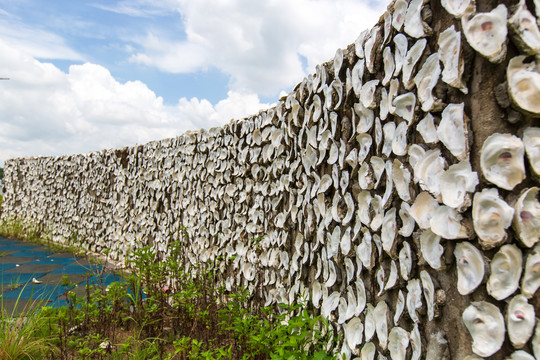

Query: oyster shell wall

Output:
[1, 0, 539, 358]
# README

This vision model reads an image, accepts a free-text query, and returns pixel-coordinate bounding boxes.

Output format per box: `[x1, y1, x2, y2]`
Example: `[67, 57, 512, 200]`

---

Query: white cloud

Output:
[128, 0, 387, 96]
[0, 40, 268, 165]
[0, 12, 84, 61]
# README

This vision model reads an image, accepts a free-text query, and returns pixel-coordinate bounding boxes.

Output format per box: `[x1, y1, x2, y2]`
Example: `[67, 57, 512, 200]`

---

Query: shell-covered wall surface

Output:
[2, 0, 540, 358]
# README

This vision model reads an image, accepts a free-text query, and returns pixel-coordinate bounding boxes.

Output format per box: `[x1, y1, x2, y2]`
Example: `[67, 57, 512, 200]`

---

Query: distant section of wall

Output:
[3, 0, 540, 358]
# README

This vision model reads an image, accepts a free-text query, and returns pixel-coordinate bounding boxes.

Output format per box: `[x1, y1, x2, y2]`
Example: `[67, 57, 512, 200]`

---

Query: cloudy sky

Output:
[0, 0, 387, 165]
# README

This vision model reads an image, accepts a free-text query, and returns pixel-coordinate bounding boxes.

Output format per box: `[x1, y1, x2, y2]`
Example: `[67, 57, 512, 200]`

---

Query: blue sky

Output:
[0, 0, 386, 165]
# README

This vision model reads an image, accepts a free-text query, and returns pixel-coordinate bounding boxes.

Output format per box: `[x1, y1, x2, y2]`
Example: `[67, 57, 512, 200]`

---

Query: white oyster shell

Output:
[508, 0, 540, 55]
[392, 92, 416, 123]
[454, 241, 485, 295]
[438, 25, 467, 93]
[507, 350, 536, 360]
[393, 159, 412, 202]
[410, 324, 421, 360]
[394, 290, 406, 325]
[523, 127, 540, 176]
[481, 133, 526, 190]
[440, 161, 479, 210]
[374, 301, 389, 349]
[414, 149, 446, 197]
[533, 322, 540, 360]
[420, 229, 444, 270]
[410, 191, 439, 229]
[441, 0, 475, 18]
[513, 187, 540, 248]
[403, 39, 427, 90]
[344, 317, 364, 351]
[487, 244, 523, 300]
[393, 34, 408, 76]
[417, 113, 439, 144]
[399, 241, 413, 281]
[399, 203, 415, 237]
[521, 242, 540, 298]
[430, 205, 469, 240]
[415, 53, 441, 112]
[392, 0, 407, 31]
[382, 208, 397, 256]
[420, 270, 435, 321]
[361, 342, 376, 360]
[382, 46, 395, 86]
[507, 56, 540, 117]
[404, 0, 430, 38]
[462, 4, 508, 63]
[388, 327, 409, 360]
[407, 279, 423, 323]
[462, 301, 505, 358]
[507, 294, 535, 348]
[437, 103, 468, 161]
[472, 188, 515, 249]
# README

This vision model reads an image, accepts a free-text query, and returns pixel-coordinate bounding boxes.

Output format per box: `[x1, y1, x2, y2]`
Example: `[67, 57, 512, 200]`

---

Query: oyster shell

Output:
[437, 103, 469, 161]
[406, 279, 423, 323]
[438, 25, 467, 93]
[410, 191, 439, 229]
[507, 56, 540, 117]
[392, 93, 416, 123]
[462, 4, 508, 63]
[410, 323, 421, 360]
[533, 322, 540, 360]
[403, 39, 427, 90]
[513, 187, 540, 248]
[421, 270, 435, 321]
[352, 59, 365, 96]
[430, 205, 469, 240]
[454, 241, 485, 295]
[414, 149, 446, 197]
[382, 122, 396, 157]
[472, 188, 515, 249]
[523, 127, 540, 176]
[394, 290, 405, 325]
[507, 294, 535, 348]
[382, 46, 395, 86]
[382, 208, 397, 256]
[365, 303, 376, 342]
[415, 53, 441, 112]
[361, 80, 380, 109]
[417, 113, 439, 144]
[462, 301, 505, 357]
[344, 317, 364, 352]
[507, 351, 536, 360]
[399, 241, 413, 281]
[481, 133, 526, 190]
[393, 159, 412, 202]
[487, 244, 523, 300]
[508, 0, 540, 55]
[404, 0, 430, 38]
[393, 121, 409, 157]
[388, 327, 409, 360]
[441, 0, 475, 18]
[392, 0, 408, 31]
[374, 301, 389, 349]
[361, 342, 376, 360]
[400, 203, 415, 238]
[420, 229, 444, 270]
[393, 34, 408, 76]
[440, 161, 479, 210]
[425, 331, 449, 360]
[521, 242, 540, 298]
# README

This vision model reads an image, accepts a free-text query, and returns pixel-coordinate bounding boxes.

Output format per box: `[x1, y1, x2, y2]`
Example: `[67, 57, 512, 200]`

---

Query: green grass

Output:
[0, 221, 343, 359]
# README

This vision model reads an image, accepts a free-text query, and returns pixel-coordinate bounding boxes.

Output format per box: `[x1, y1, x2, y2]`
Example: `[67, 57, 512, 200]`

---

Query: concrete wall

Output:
[3, 0, 540, 358]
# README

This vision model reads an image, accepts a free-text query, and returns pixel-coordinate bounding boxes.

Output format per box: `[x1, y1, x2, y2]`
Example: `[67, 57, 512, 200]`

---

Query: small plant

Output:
[0, 288, 53, 359]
